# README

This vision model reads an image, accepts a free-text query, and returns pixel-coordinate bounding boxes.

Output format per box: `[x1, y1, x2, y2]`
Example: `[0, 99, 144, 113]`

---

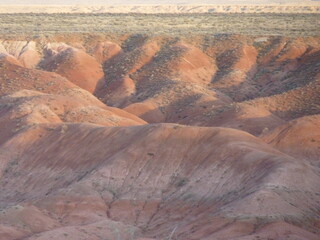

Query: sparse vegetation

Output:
[0, 13, 319, 37]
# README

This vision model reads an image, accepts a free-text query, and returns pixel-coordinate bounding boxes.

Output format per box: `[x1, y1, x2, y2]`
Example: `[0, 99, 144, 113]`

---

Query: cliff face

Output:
[0, 34, 319, 240]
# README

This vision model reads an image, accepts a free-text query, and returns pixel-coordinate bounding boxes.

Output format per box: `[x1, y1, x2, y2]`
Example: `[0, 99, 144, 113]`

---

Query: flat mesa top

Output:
[0, 4, 320, 14]
[1, 0, 320, 5]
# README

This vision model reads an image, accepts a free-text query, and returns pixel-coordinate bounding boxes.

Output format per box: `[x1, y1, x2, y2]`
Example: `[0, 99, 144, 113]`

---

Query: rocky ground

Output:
[0, 33, 319, 239]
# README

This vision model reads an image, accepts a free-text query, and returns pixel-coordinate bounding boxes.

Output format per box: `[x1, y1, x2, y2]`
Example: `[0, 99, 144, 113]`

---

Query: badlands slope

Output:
[0, 33, 319, 240]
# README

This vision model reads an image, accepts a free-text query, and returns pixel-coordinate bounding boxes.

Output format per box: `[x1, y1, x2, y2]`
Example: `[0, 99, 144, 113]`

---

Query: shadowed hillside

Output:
[0, 31, 319, 239]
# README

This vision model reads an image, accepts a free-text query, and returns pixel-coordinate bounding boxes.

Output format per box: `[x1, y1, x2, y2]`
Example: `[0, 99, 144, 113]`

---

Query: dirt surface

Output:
[0, 32, 319, 240]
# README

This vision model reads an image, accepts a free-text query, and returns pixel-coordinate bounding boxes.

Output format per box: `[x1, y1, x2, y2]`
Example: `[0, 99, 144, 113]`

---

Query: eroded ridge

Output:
[0, 34, 319, 240]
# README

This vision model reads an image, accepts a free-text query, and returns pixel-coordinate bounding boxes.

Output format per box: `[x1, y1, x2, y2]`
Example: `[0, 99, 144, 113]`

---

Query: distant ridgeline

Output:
[1, 0, 320, 5]
[0, 4, 320, 14]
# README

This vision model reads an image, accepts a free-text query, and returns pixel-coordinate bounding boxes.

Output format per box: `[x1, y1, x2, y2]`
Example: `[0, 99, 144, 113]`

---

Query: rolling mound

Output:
[0, 33, 319, 239]
[0, 40, 40, 68]
[0, 90, 145, 127]
[261, 115, 320, 166]
[94, 35, 319, 135]
[40, 43, 104, 93]
[0, 56, 77, 96]
[1, 123, 319, 239]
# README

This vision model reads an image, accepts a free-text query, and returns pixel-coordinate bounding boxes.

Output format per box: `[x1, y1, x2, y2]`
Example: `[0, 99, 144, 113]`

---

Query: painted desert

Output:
[0, 2, 319, 240]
